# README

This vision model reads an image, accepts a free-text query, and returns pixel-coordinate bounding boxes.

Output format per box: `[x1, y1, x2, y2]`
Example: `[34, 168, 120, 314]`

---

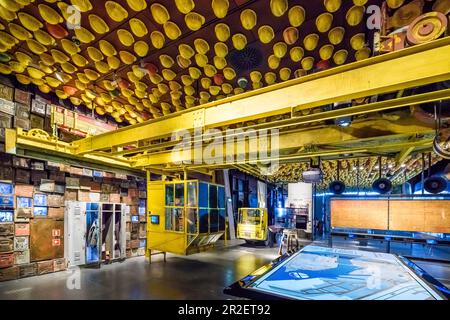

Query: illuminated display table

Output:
[224, 245, 449, 300]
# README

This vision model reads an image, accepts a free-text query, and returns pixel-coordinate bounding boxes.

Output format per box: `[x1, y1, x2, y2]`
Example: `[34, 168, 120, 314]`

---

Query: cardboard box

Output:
[14, 89, 31, 106]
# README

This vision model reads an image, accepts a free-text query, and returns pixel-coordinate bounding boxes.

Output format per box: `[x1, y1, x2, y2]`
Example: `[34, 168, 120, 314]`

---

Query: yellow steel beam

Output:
[395, 146, 416, 164]
[73, 38, 450, 155]
[130, 117, 434, 168]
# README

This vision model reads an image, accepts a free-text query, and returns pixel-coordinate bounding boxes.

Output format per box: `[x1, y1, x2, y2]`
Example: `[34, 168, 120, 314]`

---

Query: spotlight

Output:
[334, 116, 352, 127]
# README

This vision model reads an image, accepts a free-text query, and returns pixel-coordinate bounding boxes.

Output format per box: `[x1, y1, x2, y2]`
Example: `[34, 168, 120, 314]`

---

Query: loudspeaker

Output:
[329, 181, 346, 195]
[424, 176, 447, 194]
[372, 178, 392, 194]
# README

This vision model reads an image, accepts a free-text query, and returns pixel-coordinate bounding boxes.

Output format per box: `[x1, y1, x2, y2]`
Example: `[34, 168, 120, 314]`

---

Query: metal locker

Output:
[64, 201, 86, 268]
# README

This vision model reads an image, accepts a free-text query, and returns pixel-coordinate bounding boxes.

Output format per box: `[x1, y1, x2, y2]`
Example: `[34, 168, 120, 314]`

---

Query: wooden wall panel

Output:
[331, 200, 389, 230]
[389, 200, 450, 233]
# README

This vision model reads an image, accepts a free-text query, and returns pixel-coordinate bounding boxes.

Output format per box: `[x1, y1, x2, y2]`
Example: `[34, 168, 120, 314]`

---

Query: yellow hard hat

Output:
[252, 81, 262, 90]
[433, 0, 450, 15]
[16, 74, 30, 85]
[204, 64, 217, 77]
[70, 97, 82, 106]
[149, 74, 163, 84]
[288, 5, 305, 27]
[105, 1, 128, 22]
[319, 44, 334, 60]
[163, 21, 181, 40]
[301, 57, 315, 71]
[18, 12, 43, 31]
[294, 69, 307, 78]
[175, 0, 194, 14]
[386, 0, 404, 9]
[38, 84, 51, 93]
[126, 0, 147, 12]
[51, 49, 69, 64]
[181, 74, 194, 86]
[109, 56, 121, 71]
[34, 29, 55, 46]
[268, 54, 280, 70]
[61, 39, 80, 55]
[333, 49, 348, 65]
[283, 27, 299, 45]
[74, 27, 95, 44]
[234, 87, 244, 95]
[350, 33, 366, 50]
[324, 0, 342, 13]
[303, 33, 319, 51]
[75, 79, 87, 90]
[87, 46, 104, 62]
[169, 81, 182, 91]
[177, 55, 191, 68]
[214, 42, 228, 58]
[222, 83, 233, 94]
[8, 23, 31, 41]
[0, 0, 21, 12]
[85, 69, 100, 81]
[209, 85, 221, 96]
[150, 31, 165, 49]
[117, 29, 135, 47]
[119, 51, 137, 65]
[159, 54, 174, 68]
[15, 51, 32, 66]
[132, 65, 146, 78]
[184, 85, 196, 95]
[157, 83, 169, 94]
[189, 66, 202, 79]
[45, 76, 62, 87]
[38, 62, 53, 74]
[353, 0, 368, 5]
[289, 46, 304, 62]
[71, 0, 93, 12]
[40, 53, 55, 67]
[212, 0, 229, 19]
[95, 61, 110, 74]
[328, 26, 345, 45]
[250, 71, 262, 83]
[258, 25, 275, 44]
[264, 72, 277, 85]
[99, 40, 117, 57]
[214, 56, 227, 69]
[27, 39, 47, 55]
[201, 78, 211, 89]
[223, 67, 236, 80]
[103, 80, 116, 91]
[0, 31, 17, 49]
[195, 53, 208, 67]
[273, 42, 287, 58]
[30, 78, 45, 86]
[232, 33, 247, 50]
[179, 43, 195, 59]
[346, 5, 364, 26]
[150, 3, 170, 24]
[27, 67, 45, 79]
[270, 0, 288, 17]
[316, 12, 333, 33]
[355, 47, 371, 61]
[279, 67, 291, 81]
[38, 4, 63, 25]
[215, 23, 230, 42]
[10, 61, 25, 73]
[130, 18, 148, 37]
[240, 9, 257, 30]
[194, 38, 210, 54]
[134, 41, 149, 57]
[185, 12, 205, 31]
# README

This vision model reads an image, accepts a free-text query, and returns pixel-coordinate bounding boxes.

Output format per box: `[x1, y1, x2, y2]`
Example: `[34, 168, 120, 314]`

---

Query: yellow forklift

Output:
[237, 208, 273, 246]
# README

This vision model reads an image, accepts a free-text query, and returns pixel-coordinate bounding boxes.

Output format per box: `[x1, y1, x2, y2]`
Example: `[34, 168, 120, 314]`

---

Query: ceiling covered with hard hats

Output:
[0, 0, 380, 125]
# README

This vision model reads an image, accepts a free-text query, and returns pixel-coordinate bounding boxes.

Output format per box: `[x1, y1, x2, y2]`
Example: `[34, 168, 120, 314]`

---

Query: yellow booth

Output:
[147, 180, 226, 255]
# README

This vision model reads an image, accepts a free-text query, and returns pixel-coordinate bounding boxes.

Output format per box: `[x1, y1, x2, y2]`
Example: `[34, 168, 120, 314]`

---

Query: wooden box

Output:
[126, 232, 131, 241]
[30, 114, 44, 129]
[14, 89, 31, 106]
[14, 250, 30, 265]
[64, 190, 77, 201]
[128, 189, 138, 197]
[82, 168, 93, 177]
[0, 84, 14, 101]
[37, 260, 54, 275]
[0, 223, 14, 236]
[30, 219, 64, 262]
[110, 194, 120, 203]
[137, 248, 145, 256]
[126, 249, 131, 258]
[0, 266, 18, 282]
[15, 169, 30, 184]
[18, 262, 37, 278]
[78, 190, 90, 202]
[48, 195, 64, 207]
[131, 249, 138, 257]
[65, 177, 80, 189]
[48, 207, 64, 220]
[139, 223, 147, 238]
[13, 157, 30, 169]
[69, 167, 83, 176]
[90, 182, 102, 192]
[0, 112, 12, 129]
[39, 179, 55, 192]
[14, 236, 29, 251]
[31, 171, 47, 183]
[100, 193, 109, 202]
[14, 118, 30, 130]
[30, 160, 45, 171]
[0, 166, 14, 181]
[138, 191, 147, 198]
[14, 184, 34, 197]
[0, 236, 13, 253]
[130, 240, 139, 249]
[0, 252, 14, 268]
[49, 171, 66, 183]
[54, 184, 65, 194]
[130, 205, 138, 215]
[15, 223, 30, 236]
[31, 99, 46, 116]
[53, 258, 66, 272]
[0, 98, 15, 115]
[331, 200, 389, 230]
[15, 103, 30, 119]
[79, 177, 92, 190]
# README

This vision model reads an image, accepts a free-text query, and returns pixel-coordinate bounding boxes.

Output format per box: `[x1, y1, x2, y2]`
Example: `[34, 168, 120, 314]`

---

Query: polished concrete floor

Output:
[1, 239, 449, 300]
[0, 240, 279, 300]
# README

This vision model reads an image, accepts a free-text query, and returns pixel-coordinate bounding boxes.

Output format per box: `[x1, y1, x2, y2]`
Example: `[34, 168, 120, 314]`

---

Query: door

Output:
[65, 201, 86, 267]
[30, 218, 64, 262]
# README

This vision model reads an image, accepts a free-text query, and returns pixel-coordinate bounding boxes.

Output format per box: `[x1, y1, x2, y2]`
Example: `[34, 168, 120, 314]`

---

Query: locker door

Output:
[121, 206, 126, 259]
[66, 201, 86, 267]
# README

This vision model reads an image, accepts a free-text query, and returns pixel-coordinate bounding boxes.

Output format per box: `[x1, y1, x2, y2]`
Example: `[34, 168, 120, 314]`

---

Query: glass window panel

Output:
[209, 209, 219, 233]
[219, 209, 226, 231]
[199, 183, 209, 208]
[209, 185, 218, 208]
[165, 208, 172, 231]
[175, 183, 184, 206]
[173, 208, 184, 232]
[187, 182, 198, 207]
[199, 208, 209, 233]
[187, 208, 198, 234]
[218, 186, 225, 209]
[165, 184, 174, 206]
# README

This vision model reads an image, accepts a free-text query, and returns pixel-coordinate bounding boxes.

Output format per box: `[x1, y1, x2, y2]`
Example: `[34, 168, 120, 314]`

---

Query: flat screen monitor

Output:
[150, 215, 159, 225]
